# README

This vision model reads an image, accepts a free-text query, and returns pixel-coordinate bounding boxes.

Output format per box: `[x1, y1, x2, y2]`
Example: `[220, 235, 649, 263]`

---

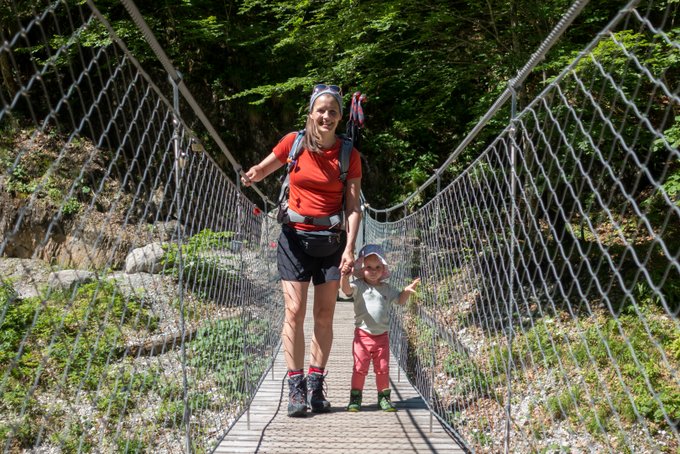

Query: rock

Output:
[124, 242, 165, 274]
[0, 257, 52, 298]
[47, 269, 95, 291]
[1, 204, 138, 270]
[147, 220, 184, 243]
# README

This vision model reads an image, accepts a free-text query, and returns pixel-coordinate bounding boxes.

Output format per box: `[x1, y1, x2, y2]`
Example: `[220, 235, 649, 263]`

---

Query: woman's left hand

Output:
[341, 263, 353, 275]
[339, 249, 354, 275]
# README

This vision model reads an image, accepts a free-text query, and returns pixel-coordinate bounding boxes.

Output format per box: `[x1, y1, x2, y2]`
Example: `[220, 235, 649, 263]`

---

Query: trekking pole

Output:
[346, 91, 366, 150]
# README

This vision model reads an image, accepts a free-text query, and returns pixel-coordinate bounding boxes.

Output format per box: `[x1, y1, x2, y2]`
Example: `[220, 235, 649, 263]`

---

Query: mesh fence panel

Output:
[2, 0, 679, 452]
[367, 1, 679, 452]
[0, 1, 282, 452]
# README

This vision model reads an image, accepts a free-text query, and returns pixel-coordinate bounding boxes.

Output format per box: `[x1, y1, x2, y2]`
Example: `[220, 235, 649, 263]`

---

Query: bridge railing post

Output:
[169, 70, 194, 454]
[503, 79, 520, 454]
[429, 175, 443, 433]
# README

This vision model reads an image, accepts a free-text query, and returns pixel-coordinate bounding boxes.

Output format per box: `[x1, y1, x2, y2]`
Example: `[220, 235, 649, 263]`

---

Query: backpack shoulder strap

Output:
[278, 129, 305, 197]
[338, 134, 353, 183]
[276, 130, 305, 223]
[278, 131, 353, 228]
[285, 129, 306, 174]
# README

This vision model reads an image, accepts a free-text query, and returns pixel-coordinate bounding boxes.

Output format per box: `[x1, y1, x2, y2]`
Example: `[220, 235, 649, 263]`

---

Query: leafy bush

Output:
[162, 229, 241, 302]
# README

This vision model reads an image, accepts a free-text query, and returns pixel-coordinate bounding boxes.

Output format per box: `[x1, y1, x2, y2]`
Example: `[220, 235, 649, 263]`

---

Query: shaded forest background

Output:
[0, 0, 645, 208]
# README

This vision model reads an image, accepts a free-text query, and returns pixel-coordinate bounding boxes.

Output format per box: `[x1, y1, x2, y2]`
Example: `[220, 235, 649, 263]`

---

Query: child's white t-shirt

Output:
[349, 279, 400, 335]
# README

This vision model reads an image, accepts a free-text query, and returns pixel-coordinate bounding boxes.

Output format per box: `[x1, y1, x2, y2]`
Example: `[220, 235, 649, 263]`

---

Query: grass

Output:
[402, 264, 680, 453]
[0, 280, 155, 447]
[0, 276, 271, 452]
[161, 229, 242, 304]
[189, 317, 272, 399]
[512, 299, 680, 448]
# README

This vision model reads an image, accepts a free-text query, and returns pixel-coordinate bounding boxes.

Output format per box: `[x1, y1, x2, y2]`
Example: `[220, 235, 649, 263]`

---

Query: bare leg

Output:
[309, 280, 339, 368]
[281, 280, 309, 370]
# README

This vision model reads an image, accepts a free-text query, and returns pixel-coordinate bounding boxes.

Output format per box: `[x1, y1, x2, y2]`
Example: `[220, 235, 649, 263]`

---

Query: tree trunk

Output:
[1, 29, 19, 103]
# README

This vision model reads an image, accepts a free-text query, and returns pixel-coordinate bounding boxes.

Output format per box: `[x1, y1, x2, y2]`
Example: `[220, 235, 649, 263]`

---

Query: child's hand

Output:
[398, 277, 421, 306]
[341, 263, 353, 275]
[404, 277, 421, 294]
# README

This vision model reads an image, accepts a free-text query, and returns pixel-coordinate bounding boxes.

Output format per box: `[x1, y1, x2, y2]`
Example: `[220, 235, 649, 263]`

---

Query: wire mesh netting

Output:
[367, 1, 679, 452]
[1, 0, 282, 452]
[1, 0, 679, 453]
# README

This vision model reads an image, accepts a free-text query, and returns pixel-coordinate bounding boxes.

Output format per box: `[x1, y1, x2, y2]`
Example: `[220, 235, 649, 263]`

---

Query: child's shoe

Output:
[287, 374, 308, 417]
[307, 371, 331, 413]
[347, 389, 362, 412]
[378, 388, 397, 412]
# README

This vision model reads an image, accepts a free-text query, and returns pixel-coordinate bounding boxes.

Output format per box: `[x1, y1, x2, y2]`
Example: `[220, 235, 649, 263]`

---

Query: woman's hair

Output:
[303, 93, 342, 153]
[302, 116, 323, 153]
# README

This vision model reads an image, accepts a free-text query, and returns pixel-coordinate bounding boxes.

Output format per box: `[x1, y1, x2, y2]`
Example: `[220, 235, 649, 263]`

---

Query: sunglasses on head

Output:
[313, 84, 342, 96]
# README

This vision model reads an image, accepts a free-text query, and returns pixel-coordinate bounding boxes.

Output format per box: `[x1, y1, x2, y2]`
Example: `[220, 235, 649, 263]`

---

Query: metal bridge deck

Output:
[216, 293, 466, 453]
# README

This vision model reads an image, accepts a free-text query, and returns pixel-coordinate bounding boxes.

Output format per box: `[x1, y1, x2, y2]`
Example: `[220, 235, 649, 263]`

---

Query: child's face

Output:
[361, 254, 385, 284]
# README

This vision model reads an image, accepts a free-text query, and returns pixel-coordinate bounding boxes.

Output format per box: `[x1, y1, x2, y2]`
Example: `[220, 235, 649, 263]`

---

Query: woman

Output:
[241, 84, 362, 417]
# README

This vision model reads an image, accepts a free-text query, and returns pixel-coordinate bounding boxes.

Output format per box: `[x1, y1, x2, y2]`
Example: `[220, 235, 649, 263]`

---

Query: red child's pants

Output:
[351, 328, 390, 391]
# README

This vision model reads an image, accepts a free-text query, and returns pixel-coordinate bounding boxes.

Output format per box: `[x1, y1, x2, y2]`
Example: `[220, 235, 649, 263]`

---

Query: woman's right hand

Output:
[241, 165, 262, 187]
[241, 153, 283, 187]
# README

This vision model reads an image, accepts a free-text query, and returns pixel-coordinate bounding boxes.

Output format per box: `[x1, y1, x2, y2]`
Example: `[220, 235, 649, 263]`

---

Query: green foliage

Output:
[158, 0, 614, 207]
[0, 281, 21, 361]
[443, 349, 501, 399]
[411, 316, 435, 360]
[0, 280, 156, 448]
[162, 229, 241, 300]
[189, 317, 271, 398]
[654, 116, 680, 154]
[540, 27, 680, 215]
[645, 115, 680, 211]
[163, 229, 236, 267]
[0, 414, 38, 452]
[0, 127, 97, 218]
[157, 400, 185, 428]
[517, 321, 563, 368]
[48, 420, 92, 453]
[95, 367, 158, 421]
[1, 280, 153, 387]
[5, 0, 669, 211]
[116, 437, 147, 454]
[515, 303, 680, 437]
[61, 197, 82, 216]
[659, 171, 680, 203]
[545, 386, 582, 420]
[472, 429, 493, 447]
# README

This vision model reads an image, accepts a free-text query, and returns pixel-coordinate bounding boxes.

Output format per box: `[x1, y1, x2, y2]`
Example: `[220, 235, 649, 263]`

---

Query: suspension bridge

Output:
[0, 0, 678, 453]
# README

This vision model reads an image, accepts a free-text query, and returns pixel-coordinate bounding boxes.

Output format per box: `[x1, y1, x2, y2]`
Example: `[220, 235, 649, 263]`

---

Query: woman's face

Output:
[310, 94, 341, 135]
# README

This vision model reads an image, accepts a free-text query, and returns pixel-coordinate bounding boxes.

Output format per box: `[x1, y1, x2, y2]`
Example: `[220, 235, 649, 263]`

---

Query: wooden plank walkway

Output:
[215, 290, 466, 453]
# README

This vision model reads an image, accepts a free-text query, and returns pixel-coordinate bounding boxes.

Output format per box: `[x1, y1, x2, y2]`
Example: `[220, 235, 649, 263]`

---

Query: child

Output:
[340, 244, 420, 412]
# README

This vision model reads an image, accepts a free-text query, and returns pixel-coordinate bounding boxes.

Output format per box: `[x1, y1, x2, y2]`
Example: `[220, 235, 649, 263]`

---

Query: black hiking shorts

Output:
[277, 224, 346, 285]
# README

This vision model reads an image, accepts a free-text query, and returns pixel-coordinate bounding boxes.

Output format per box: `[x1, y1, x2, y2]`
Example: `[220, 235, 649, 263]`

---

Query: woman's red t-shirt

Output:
[273, 132, 362, 231]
